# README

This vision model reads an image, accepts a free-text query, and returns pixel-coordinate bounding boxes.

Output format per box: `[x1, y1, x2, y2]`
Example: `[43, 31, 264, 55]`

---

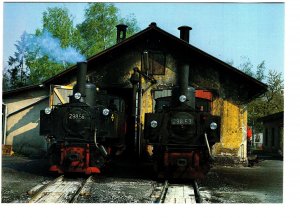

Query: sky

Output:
[2, 1, 284, 75]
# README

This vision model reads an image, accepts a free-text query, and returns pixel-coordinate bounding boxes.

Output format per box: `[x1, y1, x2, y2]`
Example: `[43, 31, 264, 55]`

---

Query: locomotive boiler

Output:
[40, 62, 126, 174]
[144, 62, 221, 179]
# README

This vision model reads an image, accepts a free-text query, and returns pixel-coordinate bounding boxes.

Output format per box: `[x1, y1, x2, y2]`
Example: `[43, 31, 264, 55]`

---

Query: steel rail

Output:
[70, 176, 93, 203]
[193, 180, 202, 203]
[156, 180, 169, 203]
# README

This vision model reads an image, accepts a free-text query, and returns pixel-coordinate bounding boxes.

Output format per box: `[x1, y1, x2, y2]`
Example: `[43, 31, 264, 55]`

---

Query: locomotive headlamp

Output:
[74, 92, 81, 100]
[150, 120, 158, 128]
[44, 107, 52, 115]
[179, 95, 187, 103]
[102, 108, 110, 116]
[210, 122, 218, 130]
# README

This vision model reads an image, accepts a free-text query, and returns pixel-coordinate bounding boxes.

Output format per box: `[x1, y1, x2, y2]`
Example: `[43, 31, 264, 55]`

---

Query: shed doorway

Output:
[105, 88, 136, 157]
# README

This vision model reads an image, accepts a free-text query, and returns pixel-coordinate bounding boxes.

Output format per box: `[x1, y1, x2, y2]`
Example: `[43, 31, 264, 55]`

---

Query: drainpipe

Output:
[130, 67, 142, 158]
[130, 68, 139, 117]
[137, 68, 143, 159]
[2, 104, 8, 145]
[130, 66, 157, 158]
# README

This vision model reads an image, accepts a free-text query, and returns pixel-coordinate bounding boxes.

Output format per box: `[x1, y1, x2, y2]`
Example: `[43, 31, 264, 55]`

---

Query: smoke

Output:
[20, 30, 86, 64]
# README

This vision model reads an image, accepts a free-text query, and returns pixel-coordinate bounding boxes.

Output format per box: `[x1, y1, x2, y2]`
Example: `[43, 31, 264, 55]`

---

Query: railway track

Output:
[27, 175, 93, 203]
[152, 180, 202, 203]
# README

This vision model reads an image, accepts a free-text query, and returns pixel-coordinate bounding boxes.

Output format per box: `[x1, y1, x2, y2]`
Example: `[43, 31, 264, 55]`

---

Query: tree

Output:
[255, 61, 266, 81]
[247, 70, 283, 132]
[237, 59, 283, 132]
[5, 32, 30, 89]
[2, 68, 11, 91]
[41, 7, 83, 49]
[77, 3, 118, 57]
[119, 13, 140, 38]
[238, 56, 254, 78]
[227, 58, 284, 132]
[255, 70, 283, 114]
[238, 58, 266, 82]
[77, 3, 140, 57]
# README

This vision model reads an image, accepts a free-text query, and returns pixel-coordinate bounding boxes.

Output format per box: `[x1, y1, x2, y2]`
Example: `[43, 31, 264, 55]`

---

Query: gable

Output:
[37, 24, 268, 103]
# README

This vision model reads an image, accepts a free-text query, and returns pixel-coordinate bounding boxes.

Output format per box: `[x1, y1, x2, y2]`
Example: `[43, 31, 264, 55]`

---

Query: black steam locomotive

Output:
[144, 62, 221, 179]
[40, 62, 126, 174]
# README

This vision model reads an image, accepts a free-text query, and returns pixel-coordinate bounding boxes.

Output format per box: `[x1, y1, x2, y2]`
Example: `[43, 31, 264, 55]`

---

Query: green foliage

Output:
[256, 61, 266, 81]
[77, 3, 119, 56]
[2, 70, 10, 91]
[237, 57, 267, 82]
[247, 72, 283, 114]
[236, 59, 284, 132]
[5, 33, 30, 89]
[26, 56, 66, 84]
[227, 58, 284, 132]
[77, 3, 140, 57]
[238, 57, 254, 78]
[42, 7, 78, 48]
[119, 13, 140, 37]
[40, 7, 86, 53]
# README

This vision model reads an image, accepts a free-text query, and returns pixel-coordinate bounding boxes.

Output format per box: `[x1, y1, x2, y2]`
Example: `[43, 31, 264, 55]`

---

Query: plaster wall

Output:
[3, 91, 49, 156]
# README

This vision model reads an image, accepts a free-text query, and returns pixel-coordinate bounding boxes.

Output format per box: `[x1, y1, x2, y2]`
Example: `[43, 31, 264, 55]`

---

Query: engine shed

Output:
[257, 111, 284, 156]
[2, 22, 267, 163]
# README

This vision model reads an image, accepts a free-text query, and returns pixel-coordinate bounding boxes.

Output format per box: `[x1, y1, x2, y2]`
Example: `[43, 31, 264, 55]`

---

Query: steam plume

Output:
[20, 30, 86, 64]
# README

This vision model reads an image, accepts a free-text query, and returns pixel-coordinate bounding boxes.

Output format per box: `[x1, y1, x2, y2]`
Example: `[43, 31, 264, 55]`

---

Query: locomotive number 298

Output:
[69, 113, 85, 120]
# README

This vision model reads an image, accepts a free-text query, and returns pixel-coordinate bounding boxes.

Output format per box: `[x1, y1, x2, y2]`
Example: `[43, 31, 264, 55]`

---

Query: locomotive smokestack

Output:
[116, 24, 128, 43]
[178, 63, 189, 95]
[173, 61, 195, 108]
[76, 61, 87, 98]
[178, 26, 192, 43]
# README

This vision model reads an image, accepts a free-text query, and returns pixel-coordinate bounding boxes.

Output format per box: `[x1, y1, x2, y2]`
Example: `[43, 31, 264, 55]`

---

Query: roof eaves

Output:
[3, 84, 44, 97]
[257, 111, 284, 122]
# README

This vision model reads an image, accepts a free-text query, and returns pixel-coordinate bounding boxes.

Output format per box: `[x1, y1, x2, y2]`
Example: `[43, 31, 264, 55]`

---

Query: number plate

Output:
[171, 118, 193, 125]
[69, 113, 85, 120]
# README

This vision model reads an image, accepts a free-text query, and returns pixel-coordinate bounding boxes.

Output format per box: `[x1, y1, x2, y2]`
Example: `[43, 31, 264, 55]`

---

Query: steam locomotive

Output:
[144, 62, 221, 179]
[40, 62, 126, 174]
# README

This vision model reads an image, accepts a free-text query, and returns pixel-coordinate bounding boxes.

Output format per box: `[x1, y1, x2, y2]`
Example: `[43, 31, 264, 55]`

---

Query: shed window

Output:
[152, 89, 172, 112]
[142, 51, 166, 75]
[50, 85, 73, 106]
